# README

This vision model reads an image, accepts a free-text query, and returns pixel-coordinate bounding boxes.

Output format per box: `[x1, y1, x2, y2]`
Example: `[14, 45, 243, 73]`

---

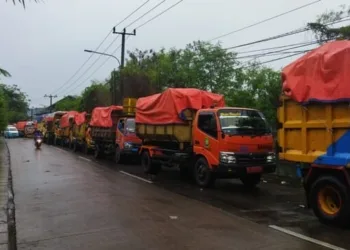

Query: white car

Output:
[4, 126, 19, 138]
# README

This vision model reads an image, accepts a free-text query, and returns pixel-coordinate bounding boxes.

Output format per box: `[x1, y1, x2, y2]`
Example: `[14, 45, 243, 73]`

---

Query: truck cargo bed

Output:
[277, 97, 350, 165]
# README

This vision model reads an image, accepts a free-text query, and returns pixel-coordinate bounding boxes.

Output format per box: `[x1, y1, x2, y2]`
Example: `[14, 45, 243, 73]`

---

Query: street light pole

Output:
[84, 49, 121, 105]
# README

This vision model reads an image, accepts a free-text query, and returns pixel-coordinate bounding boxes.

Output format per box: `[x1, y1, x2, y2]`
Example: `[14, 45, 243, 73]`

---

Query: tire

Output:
[73, 141, 78, 152]
[94, 145, 103, 159]
[115, 146, 123, 164]
[141, 150, 161, 175]
[83, 142, 89, 155]
[193, 157, 215, 187]
[310, 176, 350, 227]
[240, 174, 261, 189]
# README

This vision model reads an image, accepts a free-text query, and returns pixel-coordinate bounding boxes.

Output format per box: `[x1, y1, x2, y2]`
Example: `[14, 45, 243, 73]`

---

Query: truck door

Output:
[116, 118, 125, 148]
[194, 112, 220, 167]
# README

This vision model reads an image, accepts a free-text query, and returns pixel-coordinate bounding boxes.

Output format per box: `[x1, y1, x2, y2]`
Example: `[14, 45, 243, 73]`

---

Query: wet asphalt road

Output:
[6, 138, 349, 249]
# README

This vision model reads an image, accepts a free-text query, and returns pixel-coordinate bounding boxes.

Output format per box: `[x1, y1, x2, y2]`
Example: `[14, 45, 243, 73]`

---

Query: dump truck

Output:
[277, 41, 350, 227]
[23, 121, 37, 138]
[90, 98, 142, 163]
[71, 112, 95, 154]
[59, 111, 78, 147]
[43, 111, 66, 145]
[136, 88, 276, 188]
[15, 121, 27, 137]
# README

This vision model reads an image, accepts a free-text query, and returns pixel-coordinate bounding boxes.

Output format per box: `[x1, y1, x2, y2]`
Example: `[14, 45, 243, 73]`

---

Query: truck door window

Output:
[118, 120, 125, 133]
[198, 113, 218, 139]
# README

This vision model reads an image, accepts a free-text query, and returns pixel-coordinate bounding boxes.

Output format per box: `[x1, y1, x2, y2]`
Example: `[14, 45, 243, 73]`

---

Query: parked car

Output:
[4, 126, 19, 138]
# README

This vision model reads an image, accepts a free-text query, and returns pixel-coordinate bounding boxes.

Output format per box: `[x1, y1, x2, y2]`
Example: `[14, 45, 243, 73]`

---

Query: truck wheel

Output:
[141, 151, 161, 175]
[240, 174, 261, 189]
[73, 141, 78, 152]
[115, 147, 123, 164]
[94, 145, 103, 159]
[310, 176, 350, 227]
[194, 157, 215, 187]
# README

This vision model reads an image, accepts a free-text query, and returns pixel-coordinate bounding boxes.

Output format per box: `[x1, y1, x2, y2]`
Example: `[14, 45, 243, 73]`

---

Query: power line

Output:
[240, 51, 308, 69]
[50, 0, 150, 95]
[209, 0, 321, 41]
[234, 41, 318, 54]
[125, 0, 167, 28]
[235, 42, 318, 59]
[60, 1, 184, 96]
[225, 16, 350, 50]
[135, 0, 184, 29]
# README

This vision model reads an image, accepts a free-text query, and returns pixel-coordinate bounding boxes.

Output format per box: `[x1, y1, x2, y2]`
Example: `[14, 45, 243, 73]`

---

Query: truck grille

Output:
[236, 154, 267, 165]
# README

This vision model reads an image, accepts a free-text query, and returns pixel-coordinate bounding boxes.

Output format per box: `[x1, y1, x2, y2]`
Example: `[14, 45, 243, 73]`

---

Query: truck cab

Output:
[192, 107, 276, 187]
[115, 117, 142, 163]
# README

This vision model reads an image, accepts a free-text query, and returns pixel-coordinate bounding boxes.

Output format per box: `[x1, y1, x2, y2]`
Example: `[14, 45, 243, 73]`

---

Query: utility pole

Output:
[44, 94, 57, 113]
[112, 28, 136, 102]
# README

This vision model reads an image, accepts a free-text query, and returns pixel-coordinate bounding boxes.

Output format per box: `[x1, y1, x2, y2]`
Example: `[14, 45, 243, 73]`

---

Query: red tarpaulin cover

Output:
[282, 40, 350, 104]
[136, 88, 225, 124]
[75, 112, 87, 126]
[90, 106, 123, 127]
[60, 111, 78, 128]
[16, 121, 27, 130]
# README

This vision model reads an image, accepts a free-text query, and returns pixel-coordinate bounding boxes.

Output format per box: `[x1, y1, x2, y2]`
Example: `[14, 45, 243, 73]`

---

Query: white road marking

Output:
[119, 171, 153, 184]
[269, 225, 346, 250]
[78, 156, 91, 162]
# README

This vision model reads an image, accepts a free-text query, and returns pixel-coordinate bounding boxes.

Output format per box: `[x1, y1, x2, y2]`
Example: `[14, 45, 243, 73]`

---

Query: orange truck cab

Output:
[90, 101, 142, 164]
[137, 88, 276, 187]
[115, 117, 142, 163]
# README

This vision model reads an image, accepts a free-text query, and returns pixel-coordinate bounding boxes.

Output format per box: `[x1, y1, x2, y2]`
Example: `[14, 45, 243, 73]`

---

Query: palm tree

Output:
[8, 0, 38, 8]
[0, 68, 11, 77]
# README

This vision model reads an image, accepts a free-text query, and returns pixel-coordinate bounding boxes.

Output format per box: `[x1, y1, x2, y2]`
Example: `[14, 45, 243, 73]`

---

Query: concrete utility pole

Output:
[44, 94, 57, 113]
[112, 28, 136, 102]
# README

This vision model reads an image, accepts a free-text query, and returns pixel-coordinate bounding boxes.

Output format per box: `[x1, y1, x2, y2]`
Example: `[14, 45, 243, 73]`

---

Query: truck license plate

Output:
[247, 166, 263, 173]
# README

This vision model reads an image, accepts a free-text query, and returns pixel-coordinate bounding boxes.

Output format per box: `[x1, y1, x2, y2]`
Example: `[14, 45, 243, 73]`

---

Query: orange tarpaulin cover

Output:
[60, 111, 78, 128]
[16, 121, 27, 130]
[282, 40, 350, 104]
[90, 106, 123, 127]
[136, 88, 225, 124]
[75, 112, 87, 126]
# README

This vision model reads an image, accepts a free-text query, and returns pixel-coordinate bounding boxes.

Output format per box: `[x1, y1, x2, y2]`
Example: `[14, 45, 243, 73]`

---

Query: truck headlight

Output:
[124, 142, 133, 149]
[266, 153, 276, 163]
[219, 152, 236, 164]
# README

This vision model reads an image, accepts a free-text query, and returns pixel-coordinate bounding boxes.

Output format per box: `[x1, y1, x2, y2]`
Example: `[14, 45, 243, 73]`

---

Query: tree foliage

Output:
[0, 84, 30, 124]
[79, 81, 111, 113]
[308, 5, 350, 44]
[54, 96, 81, 112]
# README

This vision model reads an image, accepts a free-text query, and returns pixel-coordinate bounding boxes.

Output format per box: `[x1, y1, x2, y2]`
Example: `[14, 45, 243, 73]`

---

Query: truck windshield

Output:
[125, 118, 136, 134]
[218, 109, 271, 136]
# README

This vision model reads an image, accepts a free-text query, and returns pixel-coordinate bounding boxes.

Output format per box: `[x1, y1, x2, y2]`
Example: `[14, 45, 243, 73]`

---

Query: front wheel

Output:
[141, 150, 161, 175]
[310, 176, 350, 227]
[193, 157, 215, 187]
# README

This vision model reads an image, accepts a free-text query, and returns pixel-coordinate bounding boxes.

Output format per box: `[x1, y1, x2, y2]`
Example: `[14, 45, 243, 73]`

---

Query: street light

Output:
[84, 49, 121, 105]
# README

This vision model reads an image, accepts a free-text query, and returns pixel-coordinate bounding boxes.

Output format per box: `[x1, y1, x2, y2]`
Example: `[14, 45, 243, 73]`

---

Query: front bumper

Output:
[213, 163, 276, 178]
[122, 147, 140, 156]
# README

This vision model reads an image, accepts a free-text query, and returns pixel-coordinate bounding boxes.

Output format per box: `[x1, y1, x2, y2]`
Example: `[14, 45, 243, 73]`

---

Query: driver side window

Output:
[198, 113, 218, 139]
[118, 119, 125, 133]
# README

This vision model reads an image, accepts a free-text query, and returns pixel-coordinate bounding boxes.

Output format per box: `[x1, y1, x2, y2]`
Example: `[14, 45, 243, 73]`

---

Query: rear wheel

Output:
[310, 176, 350, 227]
[240, 174, 261, 189]
[193, 157, 215, 187]
[142, 150, 161, 175]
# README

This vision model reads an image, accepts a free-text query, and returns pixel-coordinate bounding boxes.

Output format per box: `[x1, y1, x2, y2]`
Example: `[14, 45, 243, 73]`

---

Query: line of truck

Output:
[34, 40, 350, 227]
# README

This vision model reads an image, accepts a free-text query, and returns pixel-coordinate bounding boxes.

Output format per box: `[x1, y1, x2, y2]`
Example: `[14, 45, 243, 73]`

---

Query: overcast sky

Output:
[1, 0, 349, 107]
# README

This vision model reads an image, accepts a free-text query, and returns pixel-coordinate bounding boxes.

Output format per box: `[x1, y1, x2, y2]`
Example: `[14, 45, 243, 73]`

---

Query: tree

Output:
[0, 68, 11, 78]
[308, 5, 350, 44]
[0, 84, 30, 123]
[54, 96, 81, 112]
[79, 81, 111, 113]
[0, 89, 8, 130]
[8, 0, 38, 8]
